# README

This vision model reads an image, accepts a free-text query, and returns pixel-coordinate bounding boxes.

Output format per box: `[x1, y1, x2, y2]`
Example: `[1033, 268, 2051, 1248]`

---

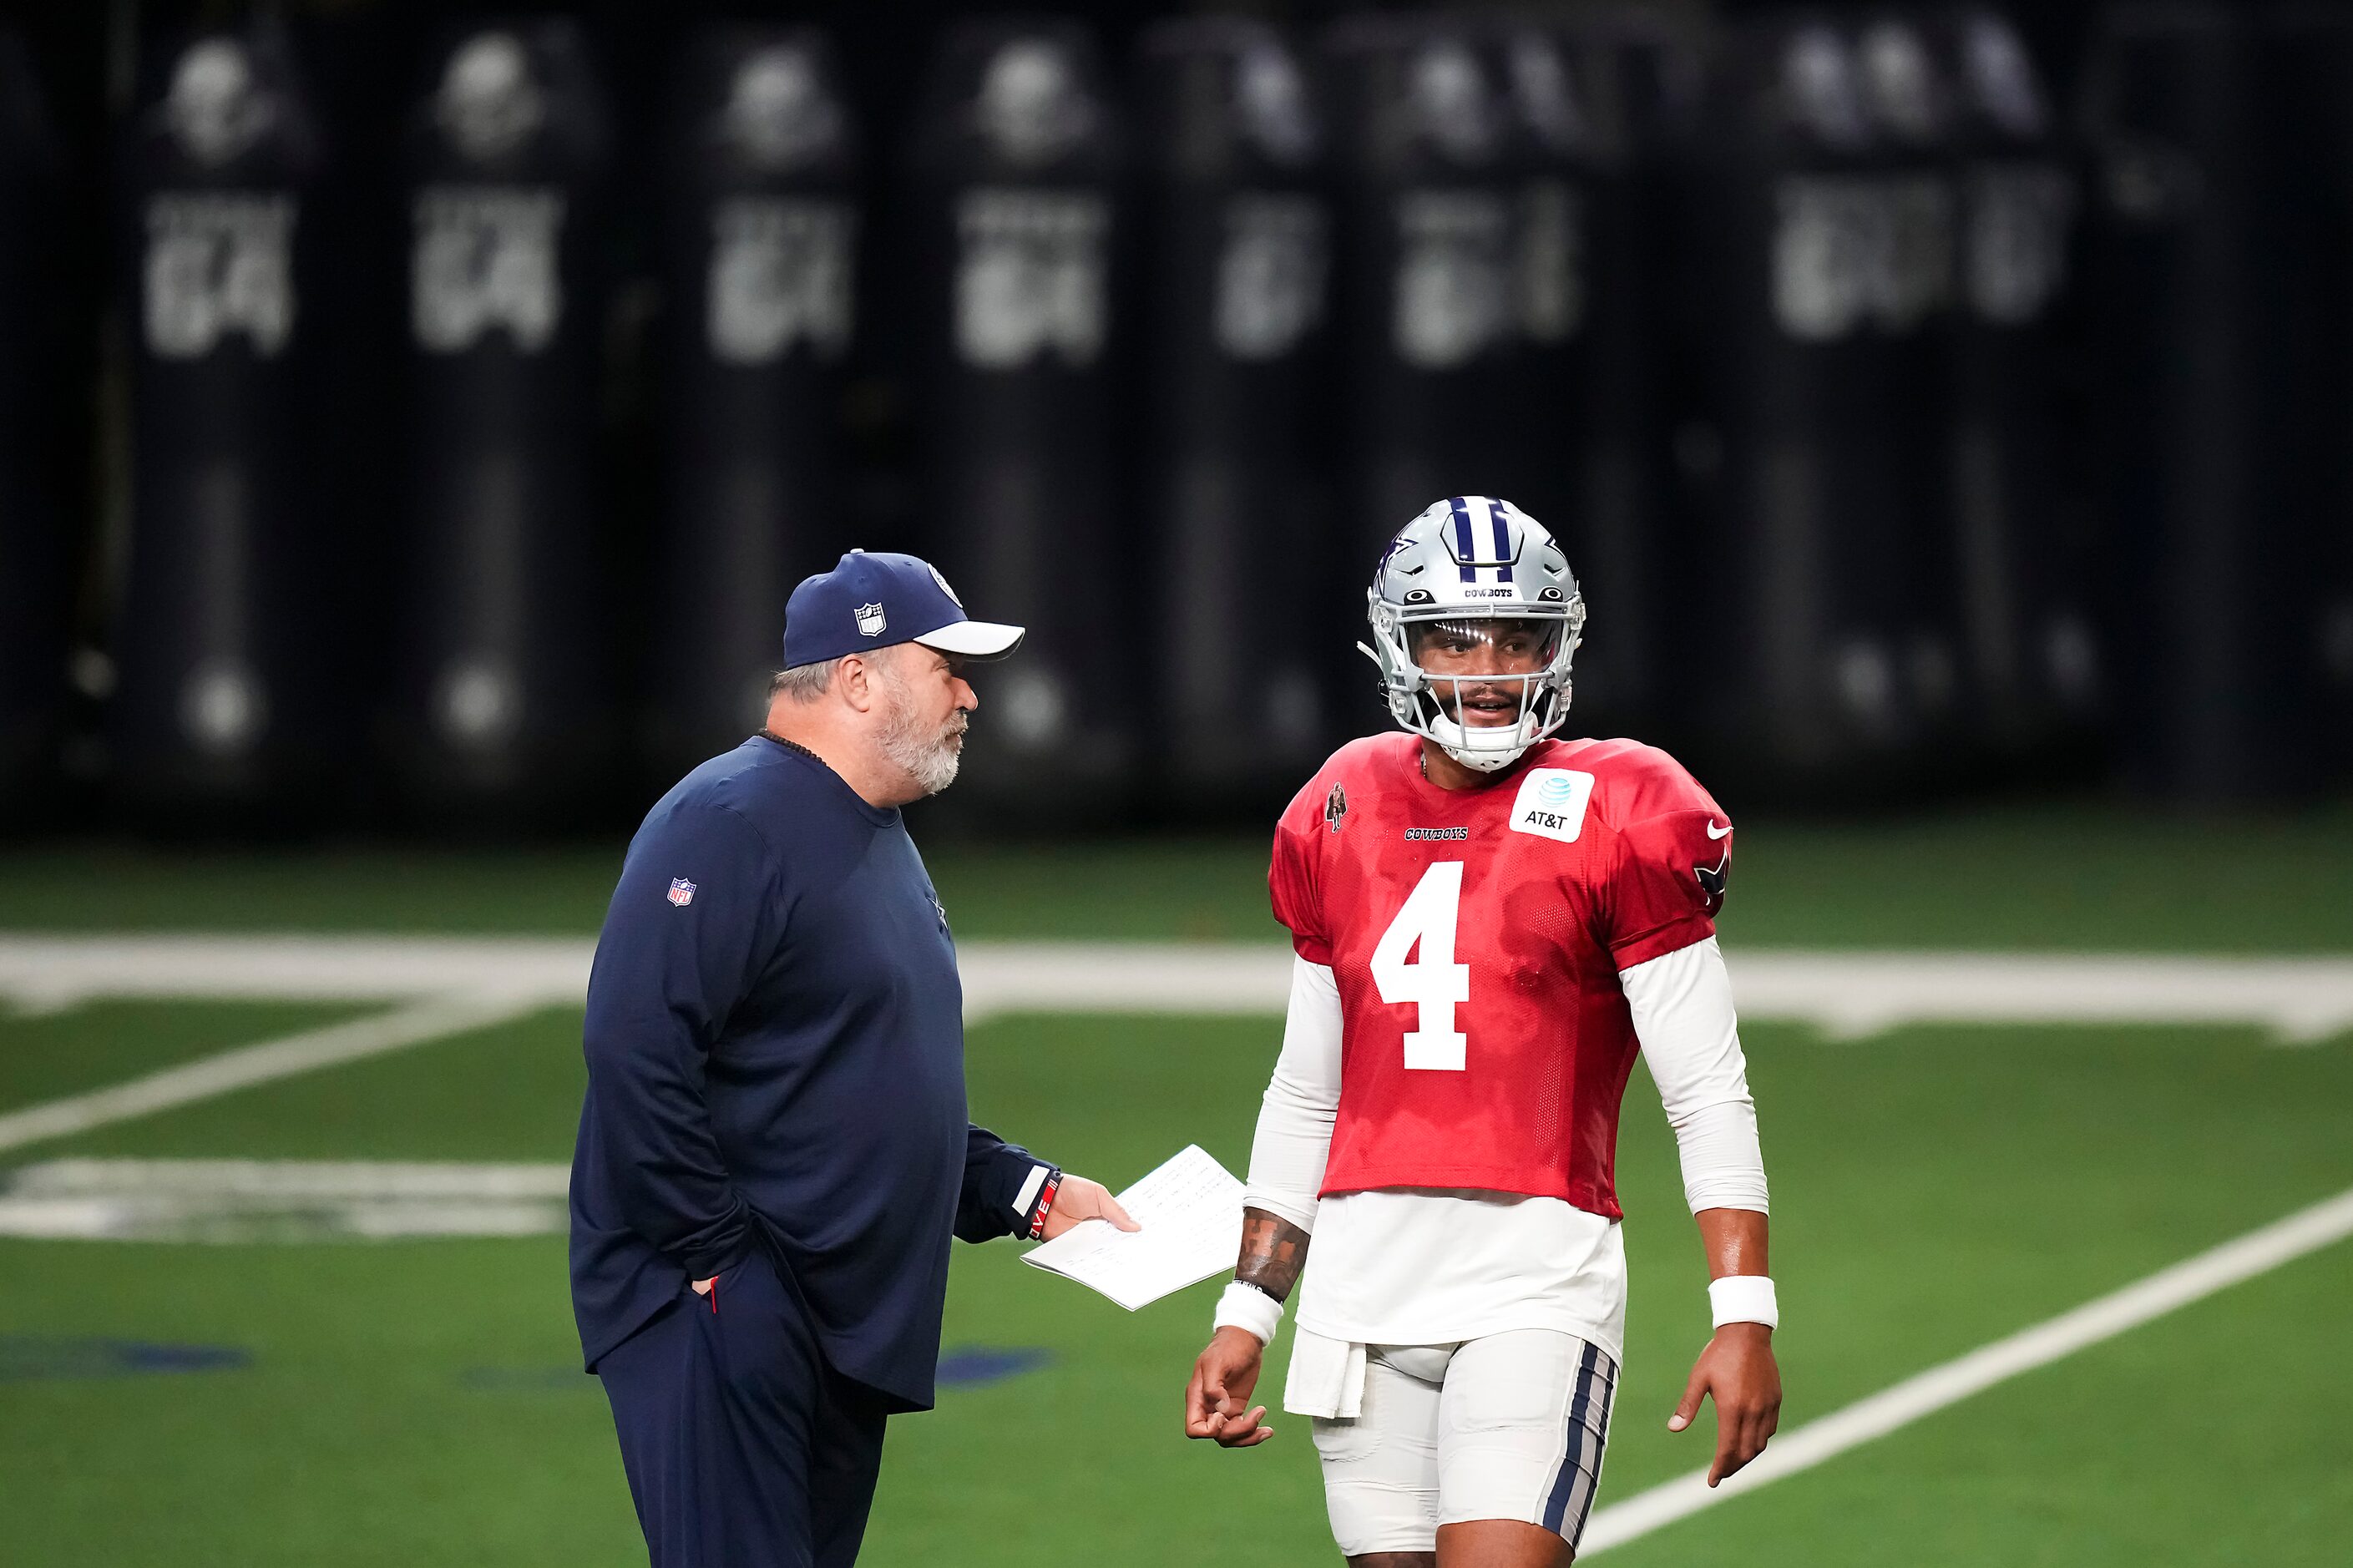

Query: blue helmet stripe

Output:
[1489, 498, 1516, 584]
[1450, 496, 1478, 584]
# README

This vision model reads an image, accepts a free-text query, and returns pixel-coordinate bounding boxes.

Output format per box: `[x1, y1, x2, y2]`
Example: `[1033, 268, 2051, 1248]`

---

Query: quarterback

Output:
[1183, 498, 1780, 1566]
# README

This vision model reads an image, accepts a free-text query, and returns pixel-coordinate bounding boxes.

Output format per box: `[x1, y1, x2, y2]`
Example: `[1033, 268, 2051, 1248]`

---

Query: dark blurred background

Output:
[0, 0, 2344, 838]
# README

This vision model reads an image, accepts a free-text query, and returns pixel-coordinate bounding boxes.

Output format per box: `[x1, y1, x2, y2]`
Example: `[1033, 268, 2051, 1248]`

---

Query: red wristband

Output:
[1026, 1172, 1062, 1240]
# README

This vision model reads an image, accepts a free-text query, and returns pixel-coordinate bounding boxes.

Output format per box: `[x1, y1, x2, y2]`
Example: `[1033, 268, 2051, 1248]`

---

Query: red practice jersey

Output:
[1269, 732, 1733, 1221]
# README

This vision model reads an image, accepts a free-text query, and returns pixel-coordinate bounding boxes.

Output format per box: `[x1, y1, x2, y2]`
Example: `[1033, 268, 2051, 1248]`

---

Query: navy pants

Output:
[597, 1251, 890, 1568]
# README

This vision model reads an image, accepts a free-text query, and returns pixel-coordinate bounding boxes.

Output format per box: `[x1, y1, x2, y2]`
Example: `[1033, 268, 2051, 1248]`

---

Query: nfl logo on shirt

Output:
[667, 878, 696, 908]
[854, 602, 887, 637]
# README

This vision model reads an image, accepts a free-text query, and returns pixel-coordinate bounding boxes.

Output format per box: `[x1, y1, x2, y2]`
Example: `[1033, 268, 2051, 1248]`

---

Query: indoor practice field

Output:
[3, 809, 2351, 1567]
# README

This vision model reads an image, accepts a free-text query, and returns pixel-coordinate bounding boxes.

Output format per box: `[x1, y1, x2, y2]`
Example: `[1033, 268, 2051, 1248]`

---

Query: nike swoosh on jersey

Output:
[1705, 820, 1732, 839]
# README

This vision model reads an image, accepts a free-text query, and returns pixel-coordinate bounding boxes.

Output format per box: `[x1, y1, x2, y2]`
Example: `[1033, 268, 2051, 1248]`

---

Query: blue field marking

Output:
[937, 1345, 1052, 1387]
[0, 1335, 249, 1381]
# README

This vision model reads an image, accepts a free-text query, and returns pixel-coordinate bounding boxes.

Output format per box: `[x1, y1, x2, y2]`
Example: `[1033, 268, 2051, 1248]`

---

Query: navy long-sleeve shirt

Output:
[569, 735, 1050, 1410]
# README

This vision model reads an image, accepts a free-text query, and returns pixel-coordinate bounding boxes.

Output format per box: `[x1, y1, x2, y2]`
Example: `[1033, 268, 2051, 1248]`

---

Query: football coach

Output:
[570, 549, 1136, 1568]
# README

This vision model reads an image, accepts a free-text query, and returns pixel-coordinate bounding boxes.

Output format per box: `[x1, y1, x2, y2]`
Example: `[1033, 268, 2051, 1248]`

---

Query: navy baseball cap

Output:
[781, 550, 1025, 670]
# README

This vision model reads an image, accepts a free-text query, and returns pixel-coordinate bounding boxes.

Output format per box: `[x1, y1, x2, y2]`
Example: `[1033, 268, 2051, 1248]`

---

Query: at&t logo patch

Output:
[1508, 768, 1595, 843]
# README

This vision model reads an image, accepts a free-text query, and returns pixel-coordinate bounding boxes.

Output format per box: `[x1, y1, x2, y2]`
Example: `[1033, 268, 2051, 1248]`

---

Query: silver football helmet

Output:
[1363, 496, 1586, 772]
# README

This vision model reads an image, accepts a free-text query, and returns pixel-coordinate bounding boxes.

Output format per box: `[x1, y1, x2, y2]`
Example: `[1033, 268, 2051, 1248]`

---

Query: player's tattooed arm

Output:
[1233, 1206, 1312, 1302]
[1189, 1213, 1298, 1448]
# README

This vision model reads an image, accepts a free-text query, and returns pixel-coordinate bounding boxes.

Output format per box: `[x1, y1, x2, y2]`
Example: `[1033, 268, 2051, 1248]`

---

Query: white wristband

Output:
[1212, 1281, 1283, 1346]
[1708, 1274, 1779, 1329]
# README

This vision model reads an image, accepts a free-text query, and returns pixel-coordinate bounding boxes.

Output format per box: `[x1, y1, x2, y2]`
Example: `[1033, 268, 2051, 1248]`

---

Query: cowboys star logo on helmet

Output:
[1361, 496, 1587, 773]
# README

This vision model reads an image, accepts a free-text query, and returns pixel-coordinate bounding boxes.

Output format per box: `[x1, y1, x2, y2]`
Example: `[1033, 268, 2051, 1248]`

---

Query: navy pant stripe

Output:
[1542, 1341, 1604, 1533]
[1570, 1354, 1620, 1545]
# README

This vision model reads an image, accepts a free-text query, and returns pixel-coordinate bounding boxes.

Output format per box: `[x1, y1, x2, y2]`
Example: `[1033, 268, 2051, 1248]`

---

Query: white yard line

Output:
[3, 936, 2351, 1039]
[0, 939, 2344, 1510]
[1726, 952, 2353, 1044]
[0, 1158, 573, 1242]
[0, 936, 591, 1011]
[3, 1158, 571, 1198]
[1583, 1183, 2353, 1554]
[0, 994, 539, 1156]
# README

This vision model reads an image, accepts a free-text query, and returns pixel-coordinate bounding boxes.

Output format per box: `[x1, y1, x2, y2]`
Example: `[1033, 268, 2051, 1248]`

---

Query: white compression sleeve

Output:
[1621, 936, 1770, 1216]
[1240, 956, 1342, 1234]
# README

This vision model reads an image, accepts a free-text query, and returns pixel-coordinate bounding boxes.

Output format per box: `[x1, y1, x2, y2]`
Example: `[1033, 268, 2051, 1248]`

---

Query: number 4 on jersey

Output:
[1371, 861, 1470, 1071]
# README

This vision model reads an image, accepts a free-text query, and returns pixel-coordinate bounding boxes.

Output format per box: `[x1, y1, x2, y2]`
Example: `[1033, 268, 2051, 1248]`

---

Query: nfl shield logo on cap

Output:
[782, 550, 1024, 670]
[668, 878, 696, 908]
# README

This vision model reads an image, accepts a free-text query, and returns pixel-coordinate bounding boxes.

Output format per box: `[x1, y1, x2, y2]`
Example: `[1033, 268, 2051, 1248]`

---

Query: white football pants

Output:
[1308, 1328, 1617, 1559]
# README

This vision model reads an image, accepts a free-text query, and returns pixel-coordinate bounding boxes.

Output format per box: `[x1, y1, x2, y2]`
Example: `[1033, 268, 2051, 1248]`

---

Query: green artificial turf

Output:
[24, 1006, 586, 1163]
[5, 1009, 2350, 1565]
[4, 800, 2352, 948]
[0, 1000, 372, 1113]
[3, 801, 2347, 1561]
[1602, 1244, 2353, 1568]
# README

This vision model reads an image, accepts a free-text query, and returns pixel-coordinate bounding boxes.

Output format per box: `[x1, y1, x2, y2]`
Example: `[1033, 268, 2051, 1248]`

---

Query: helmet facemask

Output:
[1364, 601, 1585, 772]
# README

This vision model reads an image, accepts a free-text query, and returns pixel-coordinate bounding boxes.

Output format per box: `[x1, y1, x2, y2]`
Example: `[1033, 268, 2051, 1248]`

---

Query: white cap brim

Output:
[913, 620, 1025, 660]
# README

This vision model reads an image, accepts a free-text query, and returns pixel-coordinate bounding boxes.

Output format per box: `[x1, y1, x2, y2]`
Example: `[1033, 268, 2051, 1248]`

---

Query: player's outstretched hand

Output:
[1040, 1175, 1141, 1240]
[1667, 1322, 1780, 1486]
[1184, 1327, 1274, 1448]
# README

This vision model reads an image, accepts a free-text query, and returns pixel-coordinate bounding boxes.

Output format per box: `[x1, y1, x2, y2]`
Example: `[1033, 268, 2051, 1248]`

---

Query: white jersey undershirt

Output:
[1242, 939, 1768, 1366]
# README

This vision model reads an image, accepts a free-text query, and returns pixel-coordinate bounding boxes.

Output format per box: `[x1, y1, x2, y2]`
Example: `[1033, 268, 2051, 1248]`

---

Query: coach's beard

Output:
[878, 684, 967, 797]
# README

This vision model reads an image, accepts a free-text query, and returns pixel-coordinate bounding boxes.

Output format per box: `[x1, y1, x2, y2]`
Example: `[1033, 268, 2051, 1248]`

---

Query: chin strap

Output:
[1440, 743, 1524, 772]
[1431, 711, 1538, 772]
